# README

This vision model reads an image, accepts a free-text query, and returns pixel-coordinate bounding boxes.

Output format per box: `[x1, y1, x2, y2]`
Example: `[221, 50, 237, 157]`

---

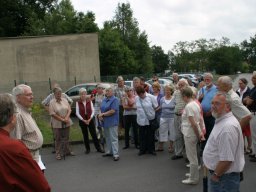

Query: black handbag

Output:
[149, 118, 159, 130]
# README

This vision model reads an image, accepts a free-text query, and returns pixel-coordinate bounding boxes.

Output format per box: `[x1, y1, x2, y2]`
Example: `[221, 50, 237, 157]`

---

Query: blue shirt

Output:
[200, 85, 218, 112]
[100, 96, 119, 128]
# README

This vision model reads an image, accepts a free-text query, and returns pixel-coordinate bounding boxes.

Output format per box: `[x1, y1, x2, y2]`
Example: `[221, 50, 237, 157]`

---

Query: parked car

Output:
[125, 80, 151, 88]
[146, 78, 173, 86]
[178, 74, 199, 87]
[65, 82, 116, 113]
[160, 76, 173, 82]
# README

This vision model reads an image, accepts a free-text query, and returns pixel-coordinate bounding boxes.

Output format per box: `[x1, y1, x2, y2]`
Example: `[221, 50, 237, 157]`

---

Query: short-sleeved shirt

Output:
[100, 96, 119, 128]
[49, 98, 72, 128]
[181, 101, 201, 137]
[135, 93, 158, 126]
[11, 104, 43, 153]
[114, 86, 126, 106]
[173, 90, 186, 114]
[226, 89, 251, 120]
[160, 97, 175, 118]
[200, 85, 218, 112]
[94, 94, 105, 115]
[203, 112, 245, 173]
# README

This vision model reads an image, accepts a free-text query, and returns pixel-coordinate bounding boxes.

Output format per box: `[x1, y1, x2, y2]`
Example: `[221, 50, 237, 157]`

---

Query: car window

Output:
[66, 86, 83, 96]
[159, 80, 164, 84]
[86, 85, 97, 94]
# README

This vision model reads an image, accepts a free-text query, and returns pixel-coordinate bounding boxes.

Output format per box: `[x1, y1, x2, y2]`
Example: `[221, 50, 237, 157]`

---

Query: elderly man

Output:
[198, 73, 218, 153]
[0, 93, 51, 192]
[11, 84, 44, 167]
[203, 93, 245, 192]
[114, 76, 126, 132]
[172, 78, 189, 160]
[244, 71, 256, 162]
[217, 76, 251, 129]
[172, 73, 179, 85]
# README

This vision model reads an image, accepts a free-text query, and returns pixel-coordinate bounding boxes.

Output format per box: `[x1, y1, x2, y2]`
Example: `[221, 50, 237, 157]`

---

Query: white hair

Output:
[203, 73, 213, 79]
[79, 88, 87, 95]
[12, 84, 31, 101]
[178, 78, 189, 86]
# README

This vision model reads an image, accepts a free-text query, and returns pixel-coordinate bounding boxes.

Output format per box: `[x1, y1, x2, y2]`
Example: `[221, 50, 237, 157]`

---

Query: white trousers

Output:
[159, 117, 175, 142]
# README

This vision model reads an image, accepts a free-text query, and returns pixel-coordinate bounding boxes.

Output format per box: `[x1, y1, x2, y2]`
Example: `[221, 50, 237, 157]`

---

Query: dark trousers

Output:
[119, 106, 124, 128]
[139, 125, 155, 153]
[200, 115, 215, 153]
[124, 115, 139, 147]
[79, 120, 101, 151]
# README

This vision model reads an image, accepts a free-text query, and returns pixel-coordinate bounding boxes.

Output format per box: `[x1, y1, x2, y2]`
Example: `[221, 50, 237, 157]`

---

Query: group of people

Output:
[1, 71, 256, 191]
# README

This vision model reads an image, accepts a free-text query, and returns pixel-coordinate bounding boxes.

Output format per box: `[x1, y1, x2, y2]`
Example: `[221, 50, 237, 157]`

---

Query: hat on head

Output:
[116, 76, 124, 83]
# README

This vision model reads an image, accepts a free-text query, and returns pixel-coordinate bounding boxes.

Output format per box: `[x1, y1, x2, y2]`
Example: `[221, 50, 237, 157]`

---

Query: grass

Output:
[32, 103, 83, 145]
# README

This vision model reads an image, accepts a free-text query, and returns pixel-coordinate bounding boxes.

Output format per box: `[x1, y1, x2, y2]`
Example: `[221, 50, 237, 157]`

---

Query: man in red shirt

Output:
[0, 93, 51, 192]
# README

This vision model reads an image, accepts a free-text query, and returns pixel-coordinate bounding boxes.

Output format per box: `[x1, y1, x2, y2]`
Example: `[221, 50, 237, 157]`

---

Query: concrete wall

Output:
[0, 33, 100, 101]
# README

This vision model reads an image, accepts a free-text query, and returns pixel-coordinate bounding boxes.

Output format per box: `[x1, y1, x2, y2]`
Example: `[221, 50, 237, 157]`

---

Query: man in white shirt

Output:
[203, 93, 245, 192]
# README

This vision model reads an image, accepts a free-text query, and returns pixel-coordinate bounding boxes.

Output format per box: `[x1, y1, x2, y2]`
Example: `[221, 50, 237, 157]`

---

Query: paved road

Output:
[42, 141, 256, 192]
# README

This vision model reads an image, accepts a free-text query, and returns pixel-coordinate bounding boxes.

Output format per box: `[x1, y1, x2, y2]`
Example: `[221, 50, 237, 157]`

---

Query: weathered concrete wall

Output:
[0, 33, 100, 101]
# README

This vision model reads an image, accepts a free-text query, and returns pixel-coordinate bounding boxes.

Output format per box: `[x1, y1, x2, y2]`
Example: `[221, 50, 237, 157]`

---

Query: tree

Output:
[208, 46, 243, 74]
[0, 0, 56, 37]
[151, 45, 169, 73]
[241, 34, 256, 71]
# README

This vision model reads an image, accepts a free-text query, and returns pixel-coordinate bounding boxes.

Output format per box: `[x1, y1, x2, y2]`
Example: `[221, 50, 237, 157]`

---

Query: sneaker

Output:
[185, 173, 191, 177]
[182, 178, 199, 185]
[113, 156, 120, 161]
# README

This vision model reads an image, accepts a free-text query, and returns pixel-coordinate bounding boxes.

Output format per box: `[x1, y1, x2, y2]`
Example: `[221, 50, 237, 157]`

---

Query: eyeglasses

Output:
[152, 79, 158, 82]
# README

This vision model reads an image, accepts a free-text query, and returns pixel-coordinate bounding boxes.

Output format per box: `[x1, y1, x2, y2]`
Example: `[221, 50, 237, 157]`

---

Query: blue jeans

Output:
[104, 126, 119, 157]
[209, 172, 240, 192]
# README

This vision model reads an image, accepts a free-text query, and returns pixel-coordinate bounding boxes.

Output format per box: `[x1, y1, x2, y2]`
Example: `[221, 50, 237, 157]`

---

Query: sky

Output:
[71, 0, 256, 53]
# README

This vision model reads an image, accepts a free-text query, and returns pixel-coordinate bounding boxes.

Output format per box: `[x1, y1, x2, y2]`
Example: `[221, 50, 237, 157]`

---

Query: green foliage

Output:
[31, 103, 83, 144]
[241, 34, 256, 71]
[151, 45, 169, 73]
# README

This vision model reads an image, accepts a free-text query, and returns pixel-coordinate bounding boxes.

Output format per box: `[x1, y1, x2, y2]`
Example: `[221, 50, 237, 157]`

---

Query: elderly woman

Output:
[76, 88, 104, 154]
[157, 84, 176, 152]
[122, 86, 139, 149]
[49, 87, 74, 160]
[98, 87, 120, 161]
[181, 87, 202, 185]
[0, 94, 51, 191]
[135, 86, 158, 156]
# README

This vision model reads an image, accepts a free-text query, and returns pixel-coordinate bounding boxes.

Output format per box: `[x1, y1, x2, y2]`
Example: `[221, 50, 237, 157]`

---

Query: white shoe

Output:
[182, 178, 199, 185]
[185, 173, 191, 177]
[186, 164, 190, 168]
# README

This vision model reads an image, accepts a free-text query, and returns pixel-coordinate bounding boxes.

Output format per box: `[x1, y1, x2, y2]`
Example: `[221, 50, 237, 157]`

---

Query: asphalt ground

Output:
[42, 140, 256, 192]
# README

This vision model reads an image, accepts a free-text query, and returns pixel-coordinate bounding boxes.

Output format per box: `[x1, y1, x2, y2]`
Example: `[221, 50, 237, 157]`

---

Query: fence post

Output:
[48, 78, 52, 93]
[14, 80, 16, 87]
[74, 76, 77, 85]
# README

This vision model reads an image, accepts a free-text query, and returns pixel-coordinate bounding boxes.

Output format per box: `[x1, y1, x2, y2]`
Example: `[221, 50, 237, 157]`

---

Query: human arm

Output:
[188, 116, 201, 140]
[211, 161, 232, 182]
[75, 102, 84, 121]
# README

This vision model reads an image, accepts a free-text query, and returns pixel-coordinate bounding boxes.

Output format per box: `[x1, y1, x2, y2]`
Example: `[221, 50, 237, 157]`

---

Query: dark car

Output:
[65, 82, 116, 113]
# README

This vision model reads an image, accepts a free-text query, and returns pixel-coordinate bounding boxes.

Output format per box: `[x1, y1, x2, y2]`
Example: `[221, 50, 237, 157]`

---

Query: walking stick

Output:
[203, 165, 208, 192]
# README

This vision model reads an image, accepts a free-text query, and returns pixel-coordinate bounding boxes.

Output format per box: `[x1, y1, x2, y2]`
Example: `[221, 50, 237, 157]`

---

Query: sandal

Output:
[56, 154, 62, 160]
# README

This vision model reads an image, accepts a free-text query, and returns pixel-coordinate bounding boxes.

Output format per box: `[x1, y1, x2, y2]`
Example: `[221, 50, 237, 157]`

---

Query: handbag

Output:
[139, 98, 159, 130]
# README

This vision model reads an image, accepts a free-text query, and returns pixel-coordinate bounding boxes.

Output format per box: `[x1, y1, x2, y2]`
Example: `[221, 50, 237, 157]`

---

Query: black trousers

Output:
[200, 115, 215, 153]
[139, 125, 155, 153]
[79, 119, 100, 151]
[124, 115, 139, 147]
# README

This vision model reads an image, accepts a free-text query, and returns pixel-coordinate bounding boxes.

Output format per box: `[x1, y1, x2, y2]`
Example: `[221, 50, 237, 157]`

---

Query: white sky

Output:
[71, 0, 256, 53]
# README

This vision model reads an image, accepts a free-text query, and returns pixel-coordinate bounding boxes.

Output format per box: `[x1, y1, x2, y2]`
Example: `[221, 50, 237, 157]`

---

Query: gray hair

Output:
[218, 76, 233, 88]
[53, 87, 62, 94]
[116, 76, 124, 83]
[253, 71, 256, 77]
[133, 77, 140, 82]
[79, 88, 87, 95]
[0, 93, 16, 127]
[204, 73, 213, 79]
[12, 84, 31, 101]
[178, 78, 189, 86]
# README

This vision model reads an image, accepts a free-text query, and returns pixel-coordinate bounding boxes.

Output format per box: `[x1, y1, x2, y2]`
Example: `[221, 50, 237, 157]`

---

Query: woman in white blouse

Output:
[76, 88, 104, 154]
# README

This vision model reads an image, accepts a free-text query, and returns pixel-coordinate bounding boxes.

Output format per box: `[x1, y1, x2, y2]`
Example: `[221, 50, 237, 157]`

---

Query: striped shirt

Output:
[114, 86, 126, 106]
[203, 112, 245, 173]
[173, 90, 186, 114]
[11, 104, 43, 162]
